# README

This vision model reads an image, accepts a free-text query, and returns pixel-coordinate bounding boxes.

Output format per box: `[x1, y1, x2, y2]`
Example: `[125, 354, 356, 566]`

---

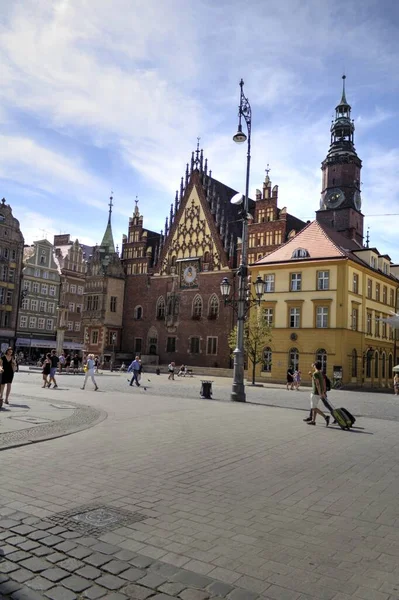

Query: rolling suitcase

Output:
[321, 396, 352, 430]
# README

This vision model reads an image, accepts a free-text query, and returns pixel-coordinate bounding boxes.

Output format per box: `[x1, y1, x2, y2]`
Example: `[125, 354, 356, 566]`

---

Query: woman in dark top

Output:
[42, 353, 51, 388]
[0, 347, 17, 407]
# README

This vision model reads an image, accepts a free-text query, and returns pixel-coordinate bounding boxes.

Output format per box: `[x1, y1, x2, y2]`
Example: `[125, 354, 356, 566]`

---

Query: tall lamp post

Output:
[231, 78, 252, 402]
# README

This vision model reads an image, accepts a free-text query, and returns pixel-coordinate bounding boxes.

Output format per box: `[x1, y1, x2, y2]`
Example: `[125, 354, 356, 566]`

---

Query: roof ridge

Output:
[315, 221, 347, 257]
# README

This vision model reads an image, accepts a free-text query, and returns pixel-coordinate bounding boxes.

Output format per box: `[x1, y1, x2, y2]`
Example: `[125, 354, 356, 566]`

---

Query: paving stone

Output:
[159, 582, 187, 595]
[47, 553, 68, 564]
[11, 586, 44, 600]
[48, 527, 67, 535]
[84, 552, 112, 568]
[151, 595, 180, 600]
[179, 589, 210, 600]
[91, 542, 120, 555]
[226, 590, 258, 600]
[104, 594, 129, 600]
[0, 579, 22, 595]
[10, 525, 36, 536]
[44, 586, 78, 600]
[130, 555, 155, 569]
[74, 537, 98, 547]
[60, 532, 82, 540]
[0, 544, 18, 556]
[67, 545, 93, 560]
[31, 546, 54, 557]
[42, 535, 65, 547]
[206, 582, 234, 598]
[22, 517, 40, 526]
[6, 551, 32, 563]
[7, 536, 27, 546]
[9, 568, 35, 583]
[62, 574, 92, 592]
[25, 575, 55, 591]
[95, 574, 126, 590]
[81, 585, 108, 599]
[19, 556, 52, 572]
[172, 571, 213, 590]
[17, 540, 41, 552]
[0, 519, 20, 529]
[119, 567, 146, 582]
[122, 584, 157, 600]
[35, 522, 55, 531]
[76, 565, 103, 580]
[115, 549, 138, 561]
[103, 559, 131, 575]
[41, 567, 69, 582]
[150, 561, 180, 577]
[0, 530, 13, 540]
[0, 560, 19, 574]
[0, 573, 10, 584]
[29, 530, 51, 541]
[137, 572, 168, 589]
[57, 557, 85, 572]
[54, 540, 78, 553]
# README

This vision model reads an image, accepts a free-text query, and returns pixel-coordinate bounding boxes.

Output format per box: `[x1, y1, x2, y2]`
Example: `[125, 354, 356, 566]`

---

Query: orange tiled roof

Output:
[255, 220, 350, 265]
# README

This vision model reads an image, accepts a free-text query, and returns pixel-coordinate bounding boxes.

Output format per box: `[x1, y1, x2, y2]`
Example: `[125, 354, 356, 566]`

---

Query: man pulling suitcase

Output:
[304, 361, 330, 426]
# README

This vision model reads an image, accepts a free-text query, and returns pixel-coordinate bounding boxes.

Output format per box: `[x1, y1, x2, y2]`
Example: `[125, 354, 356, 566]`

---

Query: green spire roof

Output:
[339, 74, 349, 105]
[101, 195, 115, 253]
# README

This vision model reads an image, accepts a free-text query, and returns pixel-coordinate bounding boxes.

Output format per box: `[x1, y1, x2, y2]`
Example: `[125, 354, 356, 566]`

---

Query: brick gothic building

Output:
[121, 148, 305, 368]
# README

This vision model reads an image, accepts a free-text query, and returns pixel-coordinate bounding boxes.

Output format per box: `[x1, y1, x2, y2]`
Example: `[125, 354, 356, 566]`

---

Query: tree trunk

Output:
[252, 342, 257, 385]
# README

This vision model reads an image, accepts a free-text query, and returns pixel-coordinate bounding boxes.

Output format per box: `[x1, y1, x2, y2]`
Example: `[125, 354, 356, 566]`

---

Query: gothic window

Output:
[266, 208, 273, 222]
[203, 251, 210, 264]
[134, 338, 142, 353]
[171, 255, 176, 266]
[289, 348, 299, 371]
[262, 347, 272, 372]
[208, 294, 219, 319]
[134, 305, 143, 320]
[156, 296, 165, 320]
[374, 351, 379, 379]
[351, 349, 357, 378]
[192, 295, 203, 319]
[316, 349, 327, 373]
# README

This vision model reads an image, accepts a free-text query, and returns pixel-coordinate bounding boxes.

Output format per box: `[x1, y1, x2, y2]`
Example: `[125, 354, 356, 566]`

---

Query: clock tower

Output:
[316, 76, 364, 245]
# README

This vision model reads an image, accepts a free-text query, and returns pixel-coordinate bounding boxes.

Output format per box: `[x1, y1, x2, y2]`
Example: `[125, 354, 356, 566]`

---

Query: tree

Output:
[228, 307, 272, 385]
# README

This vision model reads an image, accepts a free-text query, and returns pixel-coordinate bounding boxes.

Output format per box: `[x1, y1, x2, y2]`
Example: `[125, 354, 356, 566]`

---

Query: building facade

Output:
[120, 147, 304, 368]
[251, 78, 399, 387]
[82, 199, 125, 365]
[17, 239, 61, 358]
[53, 235, 87, 355]
[0, 198, 24, 349]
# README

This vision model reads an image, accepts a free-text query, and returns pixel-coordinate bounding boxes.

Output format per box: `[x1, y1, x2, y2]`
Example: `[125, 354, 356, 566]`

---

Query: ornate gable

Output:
[155, 146, 244, 277]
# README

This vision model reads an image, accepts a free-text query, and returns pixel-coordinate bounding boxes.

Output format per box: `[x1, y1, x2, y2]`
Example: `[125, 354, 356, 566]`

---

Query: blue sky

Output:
[1, 0, 399, 259]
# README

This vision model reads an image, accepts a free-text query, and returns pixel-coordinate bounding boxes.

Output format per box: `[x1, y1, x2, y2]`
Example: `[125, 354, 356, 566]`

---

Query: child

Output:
[42, 353, 51, 388]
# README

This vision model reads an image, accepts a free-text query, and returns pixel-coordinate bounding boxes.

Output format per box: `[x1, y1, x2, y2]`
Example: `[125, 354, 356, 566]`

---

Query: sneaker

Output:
[53, 385, 58, 389]
[306, 421, 316, 425]
[303, 417, 312, 422]
[325, 415, 330, 427]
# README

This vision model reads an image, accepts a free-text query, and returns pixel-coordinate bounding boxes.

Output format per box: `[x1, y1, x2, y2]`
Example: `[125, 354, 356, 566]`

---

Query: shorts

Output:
[50, 367, 57, 377]
[310, 393, 320, 409]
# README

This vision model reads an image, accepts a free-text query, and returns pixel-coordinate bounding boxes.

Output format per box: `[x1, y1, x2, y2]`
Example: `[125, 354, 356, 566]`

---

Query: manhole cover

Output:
[49, 504, 146, 536]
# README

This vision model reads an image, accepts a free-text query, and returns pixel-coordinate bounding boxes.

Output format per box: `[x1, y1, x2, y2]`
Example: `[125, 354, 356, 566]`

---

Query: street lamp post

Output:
[230, 78, 252, 402]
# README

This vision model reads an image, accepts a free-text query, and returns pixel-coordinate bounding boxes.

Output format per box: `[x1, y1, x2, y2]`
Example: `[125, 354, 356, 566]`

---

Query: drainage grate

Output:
[48, 504, 147, 536]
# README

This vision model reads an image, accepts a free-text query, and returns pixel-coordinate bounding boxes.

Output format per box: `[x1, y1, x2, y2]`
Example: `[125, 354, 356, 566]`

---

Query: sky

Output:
[1, 0, 399, 259]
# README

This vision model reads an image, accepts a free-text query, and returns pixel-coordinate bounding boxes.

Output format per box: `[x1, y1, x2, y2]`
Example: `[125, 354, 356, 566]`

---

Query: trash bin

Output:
[200, 380, 213, 399]
[155, 368, 160, 375]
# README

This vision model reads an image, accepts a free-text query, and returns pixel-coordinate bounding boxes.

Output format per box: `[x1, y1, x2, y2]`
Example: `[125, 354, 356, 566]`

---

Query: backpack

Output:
[325, 375, 331, 391]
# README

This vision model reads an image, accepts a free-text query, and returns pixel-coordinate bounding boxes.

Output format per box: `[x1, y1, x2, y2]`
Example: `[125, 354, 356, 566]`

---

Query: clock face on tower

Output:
[325, 188, 345, 209]
[353, 190, 362, 211]
[180, 259, 200, 289]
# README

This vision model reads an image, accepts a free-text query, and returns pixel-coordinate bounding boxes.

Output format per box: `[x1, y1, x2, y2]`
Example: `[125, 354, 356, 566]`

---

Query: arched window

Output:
[134, 306, 143, 320]
[316, 349, 327, 373]
[382, 352, 386, 379]
[291, 248, 309, 259]
[351, 349, 357, 378]
[203, 251, 210, 264]
[156, 297, 165, 320]
[374, 351, 379, 379]
[389, 353, 393, 375]
[263, 347, 272, 372]
[289, 348, 299, 371]
[171, 255, 176, 266]
[208, 294, 219, 319]
[147, 327, 158, 355]
[192, 295, 203, 319]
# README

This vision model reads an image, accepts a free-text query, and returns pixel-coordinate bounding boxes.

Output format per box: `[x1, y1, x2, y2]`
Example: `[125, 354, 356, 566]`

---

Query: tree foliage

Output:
[228, 307, 272, 384]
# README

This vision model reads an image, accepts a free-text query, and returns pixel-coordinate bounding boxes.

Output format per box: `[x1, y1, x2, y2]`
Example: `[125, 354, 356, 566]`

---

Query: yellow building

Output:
[251, 220, 399, 387]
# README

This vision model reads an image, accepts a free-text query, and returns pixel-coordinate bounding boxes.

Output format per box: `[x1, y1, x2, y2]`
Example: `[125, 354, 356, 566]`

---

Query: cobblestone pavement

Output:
[1, 375, 399, 599]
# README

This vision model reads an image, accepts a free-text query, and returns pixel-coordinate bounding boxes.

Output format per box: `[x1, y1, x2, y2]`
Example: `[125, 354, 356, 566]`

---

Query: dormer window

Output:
[371, 256, 377, 269]
[291, 248, 309, 259]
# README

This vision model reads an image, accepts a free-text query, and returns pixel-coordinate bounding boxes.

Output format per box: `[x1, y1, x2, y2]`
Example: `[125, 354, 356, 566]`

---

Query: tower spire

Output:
[101, 192, 116, 252]
[108, 192, 113, 224]
[340, 74, 347, 105]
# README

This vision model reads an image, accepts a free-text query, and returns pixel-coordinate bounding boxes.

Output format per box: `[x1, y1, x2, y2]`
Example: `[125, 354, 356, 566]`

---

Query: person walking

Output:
[286, 366, 294, 390]
[42, 353, 51, 388]
[305, 361, 330, 426]
[81, 354, 98, 390]
[94, 356, 99, 373]
[294, 369, 301, 390]
[48, 349, 59, 388]
[0, 347, 17, 406]
[394, 373, 399, 396]
[58, 352, 65, 374]
[127, 356, 141, 387]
